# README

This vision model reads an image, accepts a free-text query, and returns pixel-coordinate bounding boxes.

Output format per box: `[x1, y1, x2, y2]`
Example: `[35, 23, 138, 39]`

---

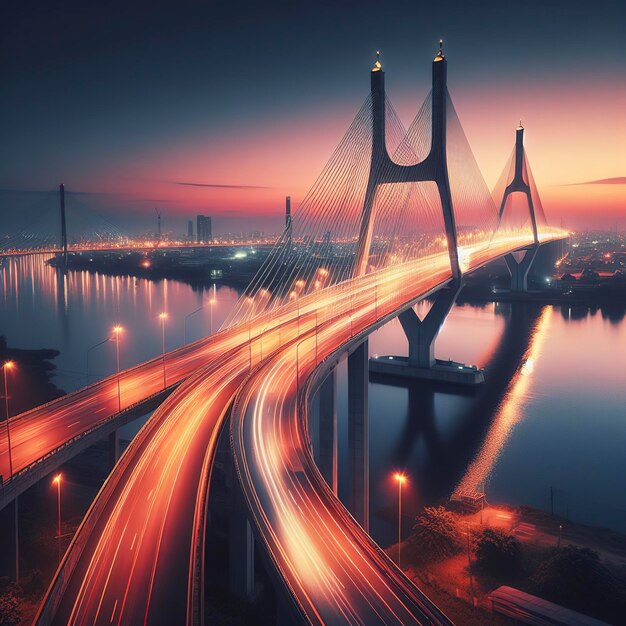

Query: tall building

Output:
[187, 220, 193, 240]
[285, 195, 291, 230]
[197, 215, 212, 242]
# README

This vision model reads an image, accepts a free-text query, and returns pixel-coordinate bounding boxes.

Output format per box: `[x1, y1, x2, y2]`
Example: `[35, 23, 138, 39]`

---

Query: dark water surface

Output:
[2, 255, 625, 548]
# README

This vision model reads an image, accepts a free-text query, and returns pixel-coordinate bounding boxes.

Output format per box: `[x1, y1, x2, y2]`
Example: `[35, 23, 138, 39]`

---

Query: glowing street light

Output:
[209, 298, 216, 336]
[159, 313, 168, 388]
[112, 326, 123, 411]
[3, 361, 15, 480]
[52, 474, 62, 564]
[393, 472, 407, 568]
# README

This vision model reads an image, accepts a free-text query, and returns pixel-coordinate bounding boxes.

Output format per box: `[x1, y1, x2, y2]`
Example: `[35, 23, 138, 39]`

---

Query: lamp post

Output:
[393, 472, 407, 568]
[209, 297, 216, 336]
[159, 313, 168, 389]
[3, 361, 15, 480]
[86, 338, 109, 384]
[183, 304, 203, 346]
[52, 474, 62, 564]
[3, 361, 19, 583]
[112, 326, 123, 411]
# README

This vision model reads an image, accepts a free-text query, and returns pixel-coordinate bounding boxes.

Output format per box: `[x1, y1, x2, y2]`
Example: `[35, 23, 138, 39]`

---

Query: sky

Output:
[1, 0, 625, 234]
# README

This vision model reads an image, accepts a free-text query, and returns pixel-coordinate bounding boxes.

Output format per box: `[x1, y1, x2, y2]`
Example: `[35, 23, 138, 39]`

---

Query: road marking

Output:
[147, 489, 153, 501]
[67, 420, 80, 428]
[130, 533, 137, 551]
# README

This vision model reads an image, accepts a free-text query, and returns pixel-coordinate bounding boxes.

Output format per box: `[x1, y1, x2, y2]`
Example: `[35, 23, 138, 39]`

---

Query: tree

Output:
[411, 506, 460, 561]
[531, 545, 620, 617]
[475, 528, 522, 577]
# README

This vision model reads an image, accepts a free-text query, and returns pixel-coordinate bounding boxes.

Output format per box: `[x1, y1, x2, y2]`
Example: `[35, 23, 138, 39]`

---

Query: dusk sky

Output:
[2, 0, 625, 233]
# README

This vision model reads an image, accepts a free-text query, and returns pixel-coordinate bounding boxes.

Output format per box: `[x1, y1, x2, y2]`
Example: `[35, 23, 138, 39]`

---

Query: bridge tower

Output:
[59, 183, 68, 265]
[353, 42, 460, 281]
[364, 45, 483, 386]
[499, 123, 539, 292]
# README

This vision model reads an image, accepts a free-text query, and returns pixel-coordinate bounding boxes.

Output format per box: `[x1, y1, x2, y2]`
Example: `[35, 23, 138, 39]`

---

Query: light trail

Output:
[29, 228, 566, 626]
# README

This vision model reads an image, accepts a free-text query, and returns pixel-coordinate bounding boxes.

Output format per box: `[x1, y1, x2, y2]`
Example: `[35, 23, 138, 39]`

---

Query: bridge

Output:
[1, 44, 566, 625]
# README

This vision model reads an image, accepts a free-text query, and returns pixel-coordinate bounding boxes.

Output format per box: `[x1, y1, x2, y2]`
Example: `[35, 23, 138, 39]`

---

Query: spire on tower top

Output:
[372, 50, 382, 72]
[434, 38, 445, 62]
[517, 119, 524, 130]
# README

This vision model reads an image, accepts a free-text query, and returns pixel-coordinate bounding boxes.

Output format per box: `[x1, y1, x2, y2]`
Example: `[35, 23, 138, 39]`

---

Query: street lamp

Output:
[86, 338, 109, 384]
[159, 313, 168, 388]
[52, 474, 62, 564]
[3, 361, 15, 480]
[393, 472, 407, 568]
[209, 298, 216, 336]
[112, 326, 123, 411]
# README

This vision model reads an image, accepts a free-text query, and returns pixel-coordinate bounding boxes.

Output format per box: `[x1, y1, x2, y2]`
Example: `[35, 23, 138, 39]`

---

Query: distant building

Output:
[197, 215, 212, 242]
[187, 220, 194, 240]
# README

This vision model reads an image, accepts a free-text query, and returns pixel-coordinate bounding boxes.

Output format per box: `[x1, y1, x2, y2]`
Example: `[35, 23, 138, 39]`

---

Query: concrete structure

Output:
[229, 474, 255, 598]
[317, 370, 337, 494]
[354, 43, 460, 281]
[347, 340, 369, 531]
[498, 124, 540, 292]
[0, 386, 176, 513]
[370, 281, 484, 385]
[197, 214, 212, 242]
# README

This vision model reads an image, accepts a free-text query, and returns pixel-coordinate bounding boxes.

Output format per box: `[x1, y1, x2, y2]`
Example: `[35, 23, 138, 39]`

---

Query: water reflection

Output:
[454, 306, 552, 496]
[0, 255, 243, 393]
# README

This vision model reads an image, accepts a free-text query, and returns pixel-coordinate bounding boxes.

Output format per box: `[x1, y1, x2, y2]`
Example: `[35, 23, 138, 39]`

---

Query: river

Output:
[1, 254, 625, 548]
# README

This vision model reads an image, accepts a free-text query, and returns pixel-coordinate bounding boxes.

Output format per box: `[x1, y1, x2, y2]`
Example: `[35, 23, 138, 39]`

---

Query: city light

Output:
[53, 473, 63, 564]
[393, 472, 407, 568]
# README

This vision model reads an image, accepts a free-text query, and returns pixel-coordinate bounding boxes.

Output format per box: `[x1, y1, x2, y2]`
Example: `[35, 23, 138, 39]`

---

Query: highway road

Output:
[33, 229, 565, 625]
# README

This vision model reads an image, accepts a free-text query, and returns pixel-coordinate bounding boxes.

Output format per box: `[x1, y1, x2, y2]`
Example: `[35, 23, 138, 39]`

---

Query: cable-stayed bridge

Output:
[1, 44, 566, 625]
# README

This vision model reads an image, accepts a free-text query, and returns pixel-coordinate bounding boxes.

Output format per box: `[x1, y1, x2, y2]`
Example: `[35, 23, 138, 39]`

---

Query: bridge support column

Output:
[229, 478, 254, 598]
[317, 369, 337, 494]
[348, 340, 369, 531]
[108, 429, 120, 469]
[0, 497, 19, 582]
[504, 247, 538, 292]
[370, 282, 484, 386]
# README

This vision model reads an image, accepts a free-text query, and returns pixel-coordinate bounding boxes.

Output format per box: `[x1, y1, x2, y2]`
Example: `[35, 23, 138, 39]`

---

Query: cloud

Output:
[174, 181, 272, 190]
[564, 177, 626, 186]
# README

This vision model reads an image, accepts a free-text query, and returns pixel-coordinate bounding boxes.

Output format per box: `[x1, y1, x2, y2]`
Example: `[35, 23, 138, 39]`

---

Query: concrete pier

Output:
[372, 282, 483, 386]
[505, 248, 538, 292]
[348, 340, 369, 531]
[108, 429, 120, 469]
[370, 355, 484, 386]
[317, 369, 338, 494]
[229, 477, 255, 598]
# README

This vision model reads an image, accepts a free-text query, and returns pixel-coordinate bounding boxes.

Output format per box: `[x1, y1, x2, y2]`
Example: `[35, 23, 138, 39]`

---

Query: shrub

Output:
[531, 545, 620, 616]
[411, 506, 461, 561]
[475, 527, 522, 577]
[0, 589, 20, 626]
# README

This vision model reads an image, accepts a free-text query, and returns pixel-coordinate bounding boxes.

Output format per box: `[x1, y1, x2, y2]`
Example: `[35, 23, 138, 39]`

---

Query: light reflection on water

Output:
[0, 255, 242, 393]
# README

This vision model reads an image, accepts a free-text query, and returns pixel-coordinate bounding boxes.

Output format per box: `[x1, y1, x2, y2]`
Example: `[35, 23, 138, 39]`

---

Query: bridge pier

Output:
[504, 247, 538, 292]
[229, 475, 255, 598]
[370, 282, 484, 386]
[108, 429, 120, 469]
[316, 369, 337, 494]
[0, 496, 19, 582]
[348, 340, 369, 531]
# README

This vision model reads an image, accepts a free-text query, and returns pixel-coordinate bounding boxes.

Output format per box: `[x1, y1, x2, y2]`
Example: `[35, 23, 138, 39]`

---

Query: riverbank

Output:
[0, 336, 64, 417]
[386, 502, 626, 624]
[47, 247, 270, 289]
